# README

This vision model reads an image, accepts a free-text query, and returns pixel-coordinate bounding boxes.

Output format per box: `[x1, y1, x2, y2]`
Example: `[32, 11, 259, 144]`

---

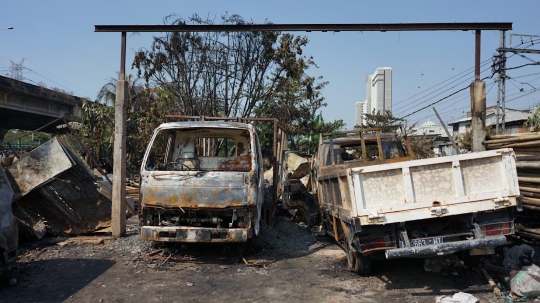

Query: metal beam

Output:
[497, 48, 540, 55]
[95, 22, 512, 33]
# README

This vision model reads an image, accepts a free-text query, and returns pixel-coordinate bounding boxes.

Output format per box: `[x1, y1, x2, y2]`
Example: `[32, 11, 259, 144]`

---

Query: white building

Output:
[449, 106, 531, 135]
[355, 101, 368, 126]
[367, 67, 392, 114]
[356, 67, 392, 126]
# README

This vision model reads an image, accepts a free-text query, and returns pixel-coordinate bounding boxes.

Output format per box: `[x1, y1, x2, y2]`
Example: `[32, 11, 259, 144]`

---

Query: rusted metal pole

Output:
[471, 30, 486, 152]
[475, 30, 481, 80]
[120, 32, 126, 80]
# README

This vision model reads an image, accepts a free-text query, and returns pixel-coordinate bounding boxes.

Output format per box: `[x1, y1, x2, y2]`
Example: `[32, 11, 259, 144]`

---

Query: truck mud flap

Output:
[141, 226, 249, 243]
[384, 235, 507, 259]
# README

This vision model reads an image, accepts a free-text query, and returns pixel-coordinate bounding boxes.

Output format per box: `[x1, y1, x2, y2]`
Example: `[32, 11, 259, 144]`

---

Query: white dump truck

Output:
[139, 116, 286, 243]
[315, 126, 520, 275]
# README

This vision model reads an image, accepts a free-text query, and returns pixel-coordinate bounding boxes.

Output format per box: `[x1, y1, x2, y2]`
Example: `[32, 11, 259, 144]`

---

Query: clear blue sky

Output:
[1, 1, 539, 128]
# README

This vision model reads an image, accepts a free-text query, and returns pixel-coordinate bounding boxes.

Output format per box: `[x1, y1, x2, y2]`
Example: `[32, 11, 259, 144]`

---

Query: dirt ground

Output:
[0, 216, 536, 303]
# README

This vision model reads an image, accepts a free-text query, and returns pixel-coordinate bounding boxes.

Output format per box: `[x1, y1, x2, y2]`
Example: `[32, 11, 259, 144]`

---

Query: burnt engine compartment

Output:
[141, 207, 253, 229]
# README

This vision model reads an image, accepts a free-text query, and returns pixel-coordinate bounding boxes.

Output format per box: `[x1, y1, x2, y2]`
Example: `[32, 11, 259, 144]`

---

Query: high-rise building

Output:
[367, 67, 392, 114]
[355, 101, 368, 126]
[356, 67, 392, 126]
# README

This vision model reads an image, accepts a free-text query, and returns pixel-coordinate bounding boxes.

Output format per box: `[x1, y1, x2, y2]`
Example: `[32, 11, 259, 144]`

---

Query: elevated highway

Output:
[0, 75, 84, 140]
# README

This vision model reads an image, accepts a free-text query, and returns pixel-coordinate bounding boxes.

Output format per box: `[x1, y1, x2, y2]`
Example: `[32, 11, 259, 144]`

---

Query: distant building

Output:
[449, 106, 531, 135]
[355, 101, 368, 126]
[409, 118, 456, 157]
[367, 67, 392, 115]
[410, 118, 448, 137]
[356, 67, 392, 126]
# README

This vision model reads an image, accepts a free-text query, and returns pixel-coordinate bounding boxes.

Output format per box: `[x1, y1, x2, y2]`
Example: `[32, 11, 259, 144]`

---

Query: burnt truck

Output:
[315, 126, 520, 275]
[139, 116, 286, 243]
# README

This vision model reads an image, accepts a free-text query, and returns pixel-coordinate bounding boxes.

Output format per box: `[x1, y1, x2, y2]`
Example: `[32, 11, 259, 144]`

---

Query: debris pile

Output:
[6, 136, 111, 238]
[279, 151, 319, 226]
[479, 243, 540, 301]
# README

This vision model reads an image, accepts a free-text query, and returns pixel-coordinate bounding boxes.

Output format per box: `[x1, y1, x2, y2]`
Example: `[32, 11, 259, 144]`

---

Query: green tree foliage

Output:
[81, 75, 175, 173]
[524, 107, 540, 132]
[355, 109, 404, 130]
[80, 99, 114, 167]
[295, 114, 345, 154]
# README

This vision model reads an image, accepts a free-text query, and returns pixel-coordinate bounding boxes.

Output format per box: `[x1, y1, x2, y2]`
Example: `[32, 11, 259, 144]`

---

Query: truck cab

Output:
[139, 120, 264, 243]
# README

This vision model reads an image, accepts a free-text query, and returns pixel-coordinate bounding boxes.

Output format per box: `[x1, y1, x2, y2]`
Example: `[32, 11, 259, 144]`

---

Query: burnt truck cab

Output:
[139, 121, 264, 243]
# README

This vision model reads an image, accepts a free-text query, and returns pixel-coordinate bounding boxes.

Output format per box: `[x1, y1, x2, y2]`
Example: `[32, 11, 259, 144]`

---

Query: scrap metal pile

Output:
[4, 135, 111, 239]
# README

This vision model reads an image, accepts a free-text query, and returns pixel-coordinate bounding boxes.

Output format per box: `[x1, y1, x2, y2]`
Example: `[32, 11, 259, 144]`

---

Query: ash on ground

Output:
[260, 215, 330, 256]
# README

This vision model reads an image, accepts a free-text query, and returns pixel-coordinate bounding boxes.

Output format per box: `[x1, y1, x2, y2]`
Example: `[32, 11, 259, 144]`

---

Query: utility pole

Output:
[471, 30, 486, 152]
[501, 31, 507, 134]
[495, 33, 540, 134]
[112, 32, 127, 238]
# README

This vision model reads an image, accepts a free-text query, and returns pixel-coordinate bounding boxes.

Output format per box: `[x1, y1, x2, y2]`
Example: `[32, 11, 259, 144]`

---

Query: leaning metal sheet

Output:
[8, 137, 74, 196]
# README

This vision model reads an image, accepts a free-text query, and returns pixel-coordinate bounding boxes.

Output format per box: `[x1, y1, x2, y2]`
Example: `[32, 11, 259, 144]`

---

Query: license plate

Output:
[410, 237, 443, 247]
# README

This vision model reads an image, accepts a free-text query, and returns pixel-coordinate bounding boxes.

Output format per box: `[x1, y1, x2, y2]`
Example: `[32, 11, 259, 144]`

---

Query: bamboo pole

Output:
[522, 197, 540, 207]
[481, 268, 501, 296]
[523, 204, 540, 211]
[520, 186, 540, 193]
[516, 154, 540, 162]
[517, 162, 540, 169]
[484, 134, 540, 145]
[487, 132, 540, 140]
[518, 176, 540, 184]
[487, 140, 540, 148]
[517, 231, 540, 240]
[521, 191, 540, 199]
[517, 225, 540, 236]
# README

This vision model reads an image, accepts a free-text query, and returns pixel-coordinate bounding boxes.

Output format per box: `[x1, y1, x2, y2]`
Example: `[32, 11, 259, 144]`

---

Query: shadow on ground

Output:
[0, 258, 115, 303]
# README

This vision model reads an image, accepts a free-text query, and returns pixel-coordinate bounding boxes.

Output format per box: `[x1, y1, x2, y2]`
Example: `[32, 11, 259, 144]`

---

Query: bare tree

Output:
[132, 13, 325, 121]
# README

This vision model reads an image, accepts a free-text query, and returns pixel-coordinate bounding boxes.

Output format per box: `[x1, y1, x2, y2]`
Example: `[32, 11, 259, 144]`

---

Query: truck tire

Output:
[353, 251, 372, 276]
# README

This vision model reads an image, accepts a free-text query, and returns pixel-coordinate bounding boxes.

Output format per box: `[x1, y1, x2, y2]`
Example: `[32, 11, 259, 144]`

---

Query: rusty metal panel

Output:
[11, 136, 111, 237]
[141, 171, 249, 208]
[141, 226, 248, 242]
[8, 137, 74, 196]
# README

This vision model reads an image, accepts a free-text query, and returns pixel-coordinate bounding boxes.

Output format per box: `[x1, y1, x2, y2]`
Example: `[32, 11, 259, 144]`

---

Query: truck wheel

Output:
[353, 251, 372, 276]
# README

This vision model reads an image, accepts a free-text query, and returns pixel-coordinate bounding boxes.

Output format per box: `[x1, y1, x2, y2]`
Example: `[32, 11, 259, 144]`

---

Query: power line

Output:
[393, 39, 539, 117]
[392, 58, 491, 108]
[402, 85, 470, 119]
[394, 66, 493, 116]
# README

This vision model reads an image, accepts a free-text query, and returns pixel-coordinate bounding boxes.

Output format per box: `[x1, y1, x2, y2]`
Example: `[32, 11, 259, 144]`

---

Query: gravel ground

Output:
[1, 214, 539, 303]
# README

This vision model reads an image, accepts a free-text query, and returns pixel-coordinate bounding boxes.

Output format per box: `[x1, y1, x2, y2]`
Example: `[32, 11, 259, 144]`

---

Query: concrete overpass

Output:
[0, 75, 84, 140]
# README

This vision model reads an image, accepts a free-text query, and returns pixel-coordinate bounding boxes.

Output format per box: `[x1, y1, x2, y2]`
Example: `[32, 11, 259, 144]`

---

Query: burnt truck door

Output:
[252, 131, 264, 236]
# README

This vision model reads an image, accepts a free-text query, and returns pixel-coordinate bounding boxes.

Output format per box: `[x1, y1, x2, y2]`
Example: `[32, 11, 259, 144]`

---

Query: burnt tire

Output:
[353, 251, 372, 276]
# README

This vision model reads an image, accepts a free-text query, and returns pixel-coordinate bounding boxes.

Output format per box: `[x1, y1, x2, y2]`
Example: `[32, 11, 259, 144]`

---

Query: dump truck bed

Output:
[319, 148, 520, 225]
